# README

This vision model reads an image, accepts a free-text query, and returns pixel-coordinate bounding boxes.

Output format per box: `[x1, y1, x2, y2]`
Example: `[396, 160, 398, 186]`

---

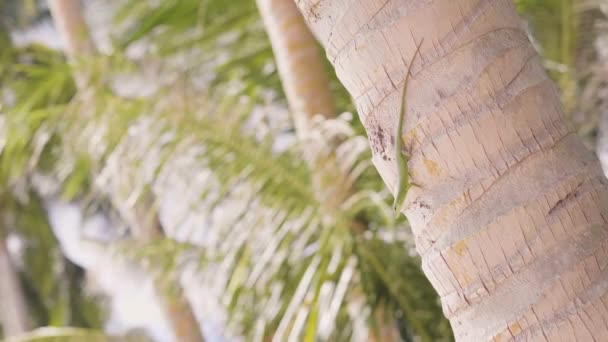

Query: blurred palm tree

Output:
[0, 2, 103, 339]
[515, 0, 607, 145]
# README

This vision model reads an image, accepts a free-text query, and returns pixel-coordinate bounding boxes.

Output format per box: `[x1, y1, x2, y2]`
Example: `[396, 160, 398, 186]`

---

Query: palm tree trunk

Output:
[47, 0, 96, 89]
[257, 0, 350, 204]
[257, 1, 404, 340]
[0, 236, 30, 337]
[47, 0, 95, 58]
[47, 3, 204, 341]
[256, 0, 335, 140]
[130, 197, 206, 342]
[295, 0, 608, 340]
[597, 105, 608, 177]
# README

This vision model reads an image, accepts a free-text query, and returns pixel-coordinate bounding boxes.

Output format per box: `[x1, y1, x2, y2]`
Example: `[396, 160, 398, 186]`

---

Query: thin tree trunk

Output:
[594, 10, 608, 177]
[0, 236, 30, 337]
[47, 0, 95, 89]
[597, 105, 608, 177]
[47, 0, 95, 58]
[257, 1, 403, 340]
[295, 0, 608, 340]
[0, 18, 31, 339]
[47, 3, 205, 341]
[131, 197, 206, 342]
[257, 0, 352, 206]
[256, 0, 335, 140]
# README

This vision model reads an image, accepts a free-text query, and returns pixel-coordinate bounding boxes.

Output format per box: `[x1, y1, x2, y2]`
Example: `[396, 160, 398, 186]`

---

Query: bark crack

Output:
[547, 180, 585, 217]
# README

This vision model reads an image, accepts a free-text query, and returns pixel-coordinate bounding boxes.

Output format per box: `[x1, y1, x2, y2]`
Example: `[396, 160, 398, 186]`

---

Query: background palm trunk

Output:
[47, 2, 204, 341]
[295, 0, 608, 340]
[257, 0, 348, 208]
[131, 200, 206, 342]
[257, 0, 348, 197]
[257, 1, 404, 340]
[47, 0, 95, 57]
[47, 0, 95, 88]
[256, 0, 335, 140]
[0, 235, 31, 337]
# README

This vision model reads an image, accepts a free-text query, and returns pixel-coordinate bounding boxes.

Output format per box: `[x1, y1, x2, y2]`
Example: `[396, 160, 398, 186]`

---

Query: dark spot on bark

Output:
[369, 125, 390, 161]
[412, 198, 430, 210]
[307, 2, 322, 22]
[411, 199, 431, 221]
[437, 88, 447, 99]
[547, 181, 584, 216]
[418, 201, 431, 210]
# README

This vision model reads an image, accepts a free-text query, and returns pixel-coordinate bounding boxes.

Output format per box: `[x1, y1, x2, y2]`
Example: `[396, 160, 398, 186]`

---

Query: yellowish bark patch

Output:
[423, 158, 441, 177]
[453, 240, 468, 256]
[508, 322, 522, 335]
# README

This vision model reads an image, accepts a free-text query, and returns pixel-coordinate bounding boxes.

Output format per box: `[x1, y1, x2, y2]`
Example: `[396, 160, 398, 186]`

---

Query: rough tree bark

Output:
[295, 0, 608, 340]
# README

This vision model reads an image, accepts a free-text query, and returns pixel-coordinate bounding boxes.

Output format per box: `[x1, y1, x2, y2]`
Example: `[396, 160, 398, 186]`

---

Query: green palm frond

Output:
[0, 43, 74, 187]
[357, 238, 452, 341]
[112, 0, 359, 117]
[82, 97, 376, 340]
[515, 0, 606, 145]
[516, 0, 579, 108]
[98, 101, 447, 340]
[0, 29, 107, 336]
[1, 327, 142, 342]
[32, 70, 443, 339]
[113, 0, 279, 98]
[515, 0, 605, 115]
[0, 189, 103, 331]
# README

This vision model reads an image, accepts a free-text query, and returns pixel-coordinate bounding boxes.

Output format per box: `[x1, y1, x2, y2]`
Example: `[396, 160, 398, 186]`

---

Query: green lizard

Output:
[393, 39, 423, 217]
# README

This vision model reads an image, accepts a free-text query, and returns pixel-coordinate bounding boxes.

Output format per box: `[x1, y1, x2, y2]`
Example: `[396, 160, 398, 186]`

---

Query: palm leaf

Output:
[113, 0, 279, 97]
[1, 327, 137, 342]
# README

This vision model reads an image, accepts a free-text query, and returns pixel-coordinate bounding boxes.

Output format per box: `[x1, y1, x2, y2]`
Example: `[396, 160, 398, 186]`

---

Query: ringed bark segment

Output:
[295, 0, 608, 340]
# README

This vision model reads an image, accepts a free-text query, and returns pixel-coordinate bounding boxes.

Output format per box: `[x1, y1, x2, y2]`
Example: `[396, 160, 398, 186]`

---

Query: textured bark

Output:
[295, 0, 608, 340]
[256, 0, 335, 139]
[0, 237, 30, 337]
